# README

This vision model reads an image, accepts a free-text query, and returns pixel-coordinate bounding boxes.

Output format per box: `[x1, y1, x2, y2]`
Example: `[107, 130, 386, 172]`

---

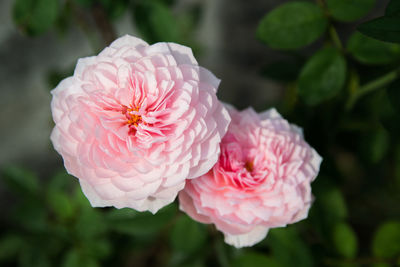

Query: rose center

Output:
[244, 161, 254, 172]
[123, 106, 143, 134]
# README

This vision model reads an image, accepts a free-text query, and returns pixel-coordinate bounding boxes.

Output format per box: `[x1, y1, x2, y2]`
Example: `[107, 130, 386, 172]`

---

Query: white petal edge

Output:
[167, 43, 197, 65]
[109, 34, 148, 49]
[224, 226, 269, 248]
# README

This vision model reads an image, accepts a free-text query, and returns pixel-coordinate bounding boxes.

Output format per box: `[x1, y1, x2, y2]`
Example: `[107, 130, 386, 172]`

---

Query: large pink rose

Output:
[50, 35, 230, 213]
[179, 106, 322, 247]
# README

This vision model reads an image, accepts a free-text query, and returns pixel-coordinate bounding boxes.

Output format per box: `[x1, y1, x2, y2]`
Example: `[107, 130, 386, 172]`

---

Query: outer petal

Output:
[224, 226, 269, 248]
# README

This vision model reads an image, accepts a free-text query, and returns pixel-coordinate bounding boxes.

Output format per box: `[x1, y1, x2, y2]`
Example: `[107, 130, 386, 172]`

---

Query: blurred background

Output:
[1, 0, 400, 266]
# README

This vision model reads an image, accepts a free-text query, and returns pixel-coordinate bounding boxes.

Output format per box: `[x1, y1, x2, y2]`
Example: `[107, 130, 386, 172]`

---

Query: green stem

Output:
[346, 69, 400, 110]
[329, 26, 343, 50]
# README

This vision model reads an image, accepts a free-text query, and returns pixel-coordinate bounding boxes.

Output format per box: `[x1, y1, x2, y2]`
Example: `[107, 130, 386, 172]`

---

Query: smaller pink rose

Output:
[179, 106, 322, 248]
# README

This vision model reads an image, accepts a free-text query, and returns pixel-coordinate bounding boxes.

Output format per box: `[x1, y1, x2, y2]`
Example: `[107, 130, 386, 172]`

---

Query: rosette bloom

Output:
[50, 35, 230, 213]
[179, 107, 322, 247]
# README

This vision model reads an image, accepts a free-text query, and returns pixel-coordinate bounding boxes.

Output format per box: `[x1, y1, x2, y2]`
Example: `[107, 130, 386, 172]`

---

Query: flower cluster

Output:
[51, 35, 322, 247]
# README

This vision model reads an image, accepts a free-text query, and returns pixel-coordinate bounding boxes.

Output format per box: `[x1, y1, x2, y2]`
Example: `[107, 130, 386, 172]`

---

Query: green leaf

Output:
[298, 47, 347, 105]
[233, 252, 281, 267]
[133, 1, 180, 43]
[12, 200, 48, 233]
[13, 0, 59, 36]
[372, 221, 400, 258]
[257, 1, 327, 50]
[386, 0, 400, 17]
[170, 215, 207, 254]
[326, 0, 375, 22]
[261, 59, 303, 82]
[99, 0, 129, 20]
[74, 207, 107, 241]
[1, 166, 39, 197]
[72, 0, 94, 8]
[268, 228, 314, 267]
[62, 249, 99, 267]
[358, 17, 400, 44]
[106, 204, 176, 236]
[0, 234, 23, 261]
[347, 32, 400, 65]
[318, 183, 348, 222]
[47, 191, 75, 220]
[332, 223, 358, 258]
[359, 127, 389, 164]
[19, 247, 52, 267]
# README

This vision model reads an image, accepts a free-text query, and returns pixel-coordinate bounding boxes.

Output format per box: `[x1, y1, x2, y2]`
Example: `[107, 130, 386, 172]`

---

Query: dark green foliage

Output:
[257, 1, 327, 50]
[387, 79, 400, 112]
[347, 32, 400, 65]
[372, 221, 400, 258]
[261, 59, 303, 82]
[132, 1, 180, 43]
[325, 0, 375, 22]
[267, 227, 314, 267]
[298, 47, 347, 105]
[13, 0, 59, 36]
[170, 215, 207, 254]
[332, 223, 358, 258]
[358, 17, 400, 44]
[233, 252, 281, 267]
[358, 0, 400, 44]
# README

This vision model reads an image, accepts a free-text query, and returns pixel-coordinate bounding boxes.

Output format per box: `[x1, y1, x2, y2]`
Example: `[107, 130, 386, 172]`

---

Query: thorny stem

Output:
[346, 68, 400, 110]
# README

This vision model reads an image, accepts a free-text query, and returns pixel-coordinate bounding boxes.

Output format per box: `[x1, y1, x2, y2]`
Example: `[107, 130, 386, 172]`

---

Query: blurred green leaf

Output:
[257, 1, 327, 50]
[0, 234, 23, 261]
[12, 200, 48, 232]
[13, 0, 59, 36]
[233, 252, 281, 267]
[386, 0, 400, 17]
[387, 79, 400, 112]
[298, 47, 347, 105]
[268, 227, 314, 267]
[19, 247, 52, 267]
[46, 171, 75, 220]
[261, 59, 303, 82]
[318, 183, 348, 222]
[359, 127, 389, 164]
[325, 0, 375, 22]
[133, 1, 179, 43]
[48, 171, 75, 192]
[1, 166, 39, 197]
[74, 207, 107, 241]
[358, 17, 400, 44]
[62, 249, 99, 267]
[99, 0, 129, 20]
[85, 239, 112, 259]
[73, 0, 94, 8]
[347, 32, 400, 65]
[332, 223, 358, 258]
[170, 215, 207, 254]
[106, 204, 176, 236]
[47, 191, 75, 220]
[372, 221, 400, 258]
[215, 238, 230, 267]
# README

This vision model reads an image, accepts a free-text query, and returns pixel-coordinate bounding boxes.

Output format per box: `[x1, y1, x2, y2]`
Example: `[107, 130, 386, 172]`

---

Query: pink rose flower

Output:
[179, 106, 322, 247]
[50, 35, 230, 213]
